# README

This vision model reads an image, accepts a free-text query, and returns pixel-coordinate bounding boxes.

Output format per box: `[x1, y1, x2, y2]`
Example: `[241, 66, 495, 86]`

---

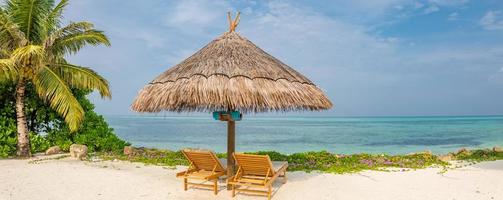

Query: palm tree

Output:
[0, 0, 111, 157]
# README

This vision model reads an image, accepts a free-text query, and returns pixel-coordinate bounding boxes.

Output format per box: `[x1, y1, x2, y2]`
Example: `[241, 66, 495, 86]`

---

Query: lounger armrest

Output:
[265, 162, 288, 186]
[266, 170, 283, 186]
[176, 169, 198, 177]
[205, 171, 225, 180]
[272, 161, 288, 173]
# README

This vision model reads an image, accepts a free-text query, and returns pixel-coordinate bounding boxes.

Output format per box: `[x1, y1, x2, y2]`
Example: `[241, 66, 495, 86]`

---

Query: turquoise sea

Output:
[105, 115, 503, 155]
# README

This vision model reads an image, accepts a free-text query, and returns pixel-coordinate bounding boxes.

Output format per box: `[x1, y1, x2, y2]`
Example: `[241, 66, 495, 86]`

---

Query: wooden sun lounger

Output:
[176, 149, 226, 195]
[228, 153, 288, 200]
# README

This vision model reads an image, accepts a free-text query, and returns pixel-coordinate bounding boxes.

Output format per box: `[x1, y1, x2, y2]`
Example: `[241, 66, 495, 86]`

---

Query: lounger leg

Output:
[232, 184, 236, 197]
[268, 185, 272, 200]
[213, 179, 218, 195]
[184, 178, 188, 191]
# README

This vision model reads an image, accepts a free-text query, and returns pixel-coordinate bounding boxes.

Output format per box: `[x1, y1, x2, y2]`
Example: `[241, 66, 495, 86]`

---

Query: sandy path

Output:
[0, 155, 502, 200]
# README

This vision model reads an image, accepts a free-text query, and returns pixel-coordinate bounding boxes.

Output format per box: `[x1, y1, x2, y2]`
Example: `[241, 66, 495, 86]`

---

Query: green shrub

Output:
[29, 132, 50, 153]
[453, 149, 503, 161]
[44, 111, 129, 153]
[70, 90, 129, 153]
[45, 130, 73, 151]
[252, 151, 290, 161]
[99, 149, 188, 166]
[0, 117, 50, 157]
[0, 117, 17, 158]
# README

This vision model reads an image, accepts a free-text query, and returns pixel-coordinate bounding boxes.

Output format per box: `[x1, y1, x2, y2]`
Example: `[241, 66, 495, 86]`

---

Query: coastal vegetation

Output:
[0, 0, 113, 157]
[97, 147, 503, 174]
[452, 148, 503, 161]
[0, 83, 129, 158]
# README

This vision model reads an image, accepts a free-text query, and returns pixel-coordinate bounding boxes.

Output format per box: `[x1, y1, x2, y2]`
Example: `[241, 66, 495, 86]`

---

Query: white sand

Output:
[1, 155, 502, 200]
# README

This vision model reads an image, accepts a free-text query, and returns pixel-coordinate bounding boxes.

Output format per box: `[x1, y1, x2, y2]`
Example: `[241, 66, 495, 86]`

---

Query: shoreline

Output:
[1, 154, 502, 200]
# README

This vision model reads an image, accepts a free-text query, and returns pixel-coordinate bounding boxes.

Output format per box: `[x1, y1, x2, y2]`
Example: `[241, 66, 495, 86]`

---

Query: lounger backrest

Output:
[182, 149, 225, 172]
[234, 153, 274, 176]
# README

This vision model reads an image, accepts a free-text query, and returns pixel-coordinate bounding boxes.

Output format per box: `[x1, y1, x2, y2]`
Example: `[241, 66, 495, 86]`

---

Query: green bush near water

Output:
[451, 149, 503, 161]
[0, 83, 129, 158]
[44, 110, 130, 153]
[252, 151, 444, 173]
[0, 120, 51, 156]
[30, 133, 51, 153]
[99, 148, 188, 166]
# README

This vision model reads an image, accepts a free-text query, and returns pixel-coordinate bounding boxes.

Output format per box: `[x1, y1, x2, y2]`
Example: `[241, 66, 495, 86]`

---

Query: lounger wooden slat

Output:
[228, 153, 288, 200]
[176, 149, 226, 195]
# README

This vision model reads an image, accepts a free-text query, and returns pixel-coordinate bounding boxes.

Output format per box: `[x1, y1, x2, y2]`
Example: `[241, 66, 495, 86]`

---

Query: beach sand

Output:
[1, 155, 502, 200]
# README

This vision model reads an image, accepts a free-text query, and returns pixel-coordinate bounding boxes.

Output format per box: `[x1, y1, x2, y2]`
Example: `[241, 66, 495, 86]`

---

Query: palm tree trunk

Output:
[15, 79, 31, 157]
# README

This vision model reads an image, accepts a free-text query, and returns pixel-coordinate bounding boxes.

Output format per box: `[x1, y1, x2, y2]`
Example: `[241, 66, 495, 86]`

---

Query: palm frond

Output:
[33, 65, 84, 132]
[5, 0, 52, 43]
[10, 44, 44, 67]
[0, 58, 18, 82]
[43, 0, 68, 37]
[50, 28, 110, 56]
[50, 63, 111, 98]
[44, 21, 94, 48]
[0, 6, 27, 49]
[0, 49, 10, 58]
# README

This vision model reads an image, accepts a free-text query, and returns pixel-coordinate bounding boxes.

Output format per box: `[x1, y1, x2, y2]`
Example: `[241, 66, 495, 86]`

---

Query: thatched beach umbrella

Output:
[132, 13, 332, 182]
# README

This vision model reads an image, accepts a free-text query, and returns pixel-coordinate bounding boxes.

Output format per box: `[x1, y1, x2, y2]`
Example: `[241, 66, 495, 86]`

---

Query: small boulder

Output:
[124, 146, 135, 155]
[493, 146, 503, 153]
[45, 146, 61, 155]
[70, 144, 88, 160]
[438, 154, 452, 162]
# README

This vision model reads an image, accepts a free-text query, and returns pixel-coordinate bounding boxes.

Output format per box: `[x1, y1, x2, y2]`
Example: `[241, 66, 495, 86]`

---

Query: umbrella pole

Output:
[227, 120, 235, 190]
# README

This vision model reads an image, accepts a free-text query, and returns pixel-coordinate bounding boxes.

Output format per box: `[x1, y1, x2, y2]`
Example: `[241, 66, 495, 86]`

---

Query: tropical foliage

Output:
[44, 89, 129, 153]
[0, 0, 111, 157]
[451, 149, 503, 161]
[0, 83, 129, 158]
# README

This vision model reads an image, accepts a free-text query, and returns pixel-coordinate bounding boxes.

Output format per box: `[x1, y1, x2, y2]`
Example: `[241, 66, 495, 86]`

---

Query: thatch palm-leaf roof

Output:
[132, 28, 332, 113]
[132, 13, 333, 186]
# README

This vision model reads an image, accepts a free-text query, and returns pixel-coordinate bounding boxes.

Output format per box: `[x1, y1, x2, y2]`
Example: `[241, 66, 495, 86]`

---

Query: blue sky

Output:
[63, 0, 503, 116]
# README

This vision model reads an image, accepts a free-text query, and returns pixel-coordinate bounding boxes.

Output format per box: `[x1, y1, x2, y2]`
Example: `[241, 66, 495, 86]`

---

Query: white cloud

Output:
[489, 67, 503, 84]
[59, 0, 503, 115]
[164, 0, 231, 32]
[428, 0, 469, 6]
[337, 0, 409, 14]
[413, 2, 424, 9]
[424, 4, 440, 14]
[135, 31, 167, 48]
[319, 0, 411, 21]
[239, 1, 397, 74]
[306, 0, 468, 26]
[161, 0, 503, 87]
[480, 10, 503, 30]
[448, 12, 459, 21]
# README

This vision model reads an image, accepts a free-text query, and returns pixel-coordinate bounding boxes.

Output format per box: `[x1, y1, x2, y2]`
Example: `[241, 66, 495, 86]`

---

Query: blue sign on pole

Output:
[213, 111, 242, 121]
